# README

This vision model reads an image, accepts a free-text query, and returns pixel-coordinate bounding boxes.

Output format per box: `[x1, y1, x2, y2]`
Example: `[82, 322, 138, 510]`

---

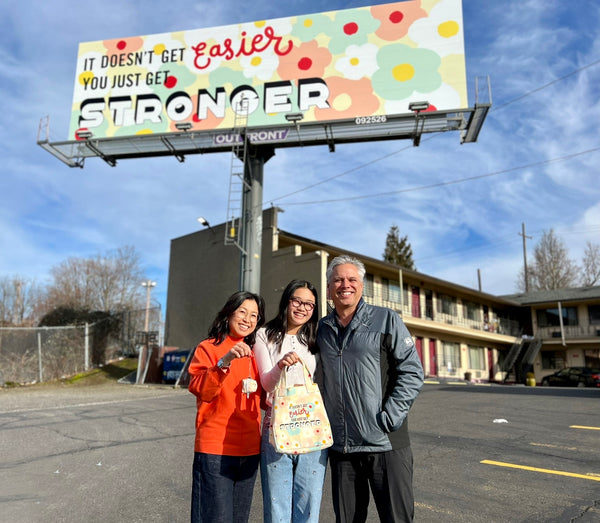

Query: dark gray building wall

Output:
[164, 207, 326, 349]
[164, 223, 240, 349]
[262, 243, 329, 318]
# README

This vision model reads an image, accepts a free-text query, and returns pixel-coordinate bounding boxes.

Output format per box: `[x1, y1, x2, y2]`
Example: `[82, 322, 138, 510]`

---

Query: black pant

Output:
[329, 447, 414, 523]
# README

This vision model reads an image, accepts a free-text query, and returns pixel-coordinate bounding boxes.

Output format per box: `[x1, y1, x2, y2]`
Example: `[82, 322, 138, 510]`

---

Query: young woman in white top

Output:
[254, 279, 327, 523]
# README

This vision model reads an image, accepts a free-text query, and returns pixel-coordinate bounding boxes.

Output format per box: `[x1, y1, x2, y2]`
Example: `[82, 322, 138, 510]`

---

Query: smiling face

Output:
[286, 286, 316, 334]
[328, 263, 364, 316]
[228, 299, 259, 339]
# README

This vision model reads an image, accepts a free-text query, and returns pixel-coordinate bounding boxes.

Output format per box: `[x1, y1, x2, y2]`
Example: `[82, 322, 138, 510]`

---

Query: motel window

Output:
[382, 278, 401, 303]
[364, 273, 374, 298]
[468, 345, 486, 370]
[438, 295, 457, 316]
[536, 307, 578, 327]
[382, 278, 389, 301]
[464, 301, 480, 321]
[589, 305, 600, 325]
[541, 350, 566, 370]
[442, 342, 460, 375]
[425, 289, 434, 320]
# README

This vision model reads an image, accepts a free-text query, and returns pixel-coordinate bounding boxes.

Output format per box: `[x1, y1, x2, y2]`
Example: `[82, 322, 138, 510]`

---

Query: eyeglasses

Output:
[233, 309, 259, 323]
[289, 297, 315, 312]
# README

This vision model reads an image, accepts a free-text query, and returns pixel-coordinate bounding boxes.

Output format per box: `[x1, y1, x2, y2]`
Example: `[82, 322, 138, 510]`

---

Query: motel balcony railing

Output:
[361, 295, 521, 337]
[537, 324, 600, 340]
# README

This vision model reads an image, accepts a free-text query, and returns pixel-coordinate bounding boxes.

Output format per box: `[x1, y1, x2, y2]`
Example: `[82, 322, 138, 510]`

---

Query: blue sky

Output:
[1, 0, 599, 313]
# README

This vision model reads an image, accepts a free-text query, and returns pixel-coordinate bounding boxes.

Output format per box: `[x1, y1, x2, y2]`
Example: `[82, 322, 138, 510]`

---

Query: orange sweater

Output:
[188, 336, 262, 455]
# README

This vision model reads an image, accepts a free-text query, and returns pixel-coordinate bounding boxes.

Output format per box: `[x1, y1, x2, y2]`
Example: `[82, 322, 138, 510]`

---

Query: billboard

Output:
[69, 0, 467, 140]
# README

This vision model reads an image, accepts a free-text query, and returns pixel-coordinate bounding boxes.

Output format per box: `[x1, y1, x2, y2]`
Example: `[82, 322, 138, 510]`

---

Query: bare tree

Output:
[43, 245, 147, 313]
[581, 241, 600, 286]
[382, 225, 416, 270]
[0, 276, 42, 326]
[527, 230, 578, 291]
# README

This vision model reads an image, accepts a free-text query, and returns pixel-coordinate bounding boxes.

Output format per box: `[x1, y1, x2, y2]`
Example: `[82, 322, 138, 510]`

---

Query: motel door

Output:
[415, 337, 424, 366]
[411, 286, 421, 318]
[429, 339, 438, 376]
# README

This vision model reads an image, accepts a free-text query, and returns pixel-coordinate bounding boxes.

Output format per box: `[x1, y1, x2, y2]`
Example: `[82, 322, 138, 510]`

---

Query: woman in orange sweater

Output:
[188, 291, 265, 523]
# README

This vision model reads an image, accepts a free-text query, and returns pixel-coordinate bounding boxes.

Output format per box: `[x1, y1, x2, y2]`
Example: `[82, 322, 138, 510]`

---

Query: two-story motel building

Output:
[165, 207, 600, 385]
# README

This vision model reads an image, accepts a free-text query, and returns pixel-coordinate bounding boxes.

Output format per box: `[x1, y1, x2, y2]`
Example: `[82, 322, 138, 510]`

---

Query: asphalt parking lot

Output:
[1, 381, 599, 522]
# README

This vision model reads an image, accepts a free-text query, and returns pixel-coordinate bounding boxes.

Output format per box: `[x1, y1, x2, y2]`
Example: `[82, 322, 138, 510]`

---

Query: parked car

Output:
[541, 367, 600, 388]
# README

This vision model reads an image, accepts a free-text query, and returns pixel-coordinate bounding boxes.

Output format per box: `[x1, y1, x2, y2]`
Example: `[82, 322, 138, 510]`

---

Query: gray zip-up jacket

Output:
[317, 299, 424, 453]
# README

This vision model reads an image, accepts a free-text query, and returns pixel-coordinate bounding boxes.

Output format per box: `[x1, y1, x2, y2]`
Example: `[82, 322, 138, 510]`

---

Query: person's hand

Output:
[278, 351, 299, 369]
[222, 342, 253, 366]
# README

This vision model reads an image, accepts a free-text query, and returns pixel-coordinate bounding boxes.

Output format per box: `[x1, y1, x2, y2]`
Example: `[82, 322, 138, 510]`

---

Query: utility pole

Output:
[14, 280, 22, 325]
[141, 280, 156, 332]
[138, 280, 156, 385]
[518, 223, 532, 292]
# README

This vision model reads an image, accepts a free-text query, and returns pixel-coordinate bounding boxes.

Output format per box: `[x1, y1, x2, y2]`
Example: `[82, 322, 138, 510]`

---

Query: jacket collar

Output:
[324, 298, 367, 330]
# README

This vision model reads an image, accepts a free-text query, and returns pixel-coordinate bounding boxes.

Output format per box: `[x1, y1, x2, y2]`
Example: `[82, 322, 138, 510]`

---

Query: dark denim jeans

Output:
[191, 452, 260, 523]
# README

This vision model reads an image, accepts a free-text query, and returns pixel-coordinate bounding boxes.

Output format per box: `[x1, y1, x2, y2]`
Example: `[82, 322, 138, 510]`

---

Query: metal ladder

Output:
[224, 97, 250, 252]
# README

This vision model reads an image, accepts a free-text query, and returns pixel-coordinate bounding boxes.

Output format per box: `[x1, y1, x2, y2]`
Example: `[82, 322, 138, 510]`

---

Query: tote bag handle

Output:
[276, 357, 316, 395]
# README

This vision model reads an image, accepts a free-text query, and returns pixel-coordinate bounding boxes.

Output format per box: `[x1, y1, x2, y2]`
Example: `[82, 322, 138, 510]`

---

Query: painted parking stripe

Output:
[481, 460, 600, 482]
[570, 425, 600, 431]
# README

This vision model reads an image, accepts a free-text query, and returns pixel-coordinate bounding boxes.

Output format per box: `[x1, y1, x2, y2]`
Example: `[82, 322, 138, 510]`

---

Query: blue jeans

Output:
[191, 452, 260, 523]
[260, 412, 328, 523]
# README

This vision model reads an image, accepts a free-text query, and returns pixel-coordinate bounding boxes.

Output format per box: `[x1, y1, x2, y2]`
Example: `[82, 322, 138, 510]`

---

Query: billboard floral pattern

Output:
[70, 0, 466, 139]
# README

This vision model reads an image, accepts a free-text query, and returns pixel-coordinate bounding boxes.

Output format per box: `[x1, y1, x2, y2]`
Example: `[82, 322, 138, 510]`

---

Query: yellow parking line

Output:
[570, 425, 600, 431]
[481, 460, 600, 482]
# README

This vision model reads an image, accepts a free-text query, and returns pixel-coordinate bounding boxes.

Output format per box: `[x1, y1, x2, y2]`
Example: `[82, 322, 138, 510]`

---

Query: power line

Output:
[414, 224, 600, 265]
[275, 146, 600, 206]
[414, 234, 518, 263]
[491, 57, 600, 112]
[271, 142, 414, 202]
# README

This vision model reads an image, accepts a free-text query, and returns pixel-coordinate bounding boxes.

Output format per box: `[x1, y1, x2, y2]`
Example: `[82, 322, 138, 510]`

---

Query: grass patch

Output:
[1, 358, 140, 390]
[61, 358, 138, 386]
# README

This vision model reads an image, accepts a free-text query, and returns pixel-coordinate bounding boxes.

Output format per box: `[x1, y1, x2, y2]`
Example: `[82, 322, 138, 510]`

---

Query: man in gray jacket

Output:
[317, 255, 424, 522]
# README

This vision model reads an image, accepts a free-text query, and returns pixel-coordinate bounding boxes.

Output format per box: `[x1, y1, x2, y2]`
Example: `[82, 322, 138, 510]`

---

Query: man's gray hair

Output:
[326, 255, 366, 284]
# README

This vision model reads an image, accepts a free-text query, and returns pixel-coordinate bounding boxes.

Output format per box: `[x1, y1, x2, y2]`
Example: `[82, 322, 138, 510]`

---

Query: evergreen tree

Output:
[383, 225, 416, 270]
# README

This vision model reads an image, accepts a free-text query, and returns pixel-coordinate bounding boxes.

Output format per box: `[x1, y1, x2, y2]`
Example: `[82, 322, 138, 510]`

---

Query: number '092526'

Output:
[355, 115, 387, 125]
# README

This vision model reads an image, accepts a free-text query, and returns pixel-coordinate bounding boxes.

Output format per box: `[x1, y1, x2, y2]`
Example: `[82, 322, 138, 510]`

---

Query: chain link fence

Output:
[0, 326, 88, 385]
[0, 307, 162, 386]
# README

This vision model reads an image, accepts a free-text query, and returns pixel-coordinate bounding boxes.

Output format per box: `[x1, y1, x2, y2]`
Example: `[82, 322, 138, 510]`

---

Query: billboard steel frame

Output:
[38, 104, 490, 169]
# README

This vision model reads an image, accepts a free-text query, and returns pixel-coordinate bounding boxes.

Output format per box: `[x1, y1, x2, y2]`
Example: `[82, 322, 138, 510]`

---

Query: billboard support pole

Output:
[240, 146, 274, 294]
